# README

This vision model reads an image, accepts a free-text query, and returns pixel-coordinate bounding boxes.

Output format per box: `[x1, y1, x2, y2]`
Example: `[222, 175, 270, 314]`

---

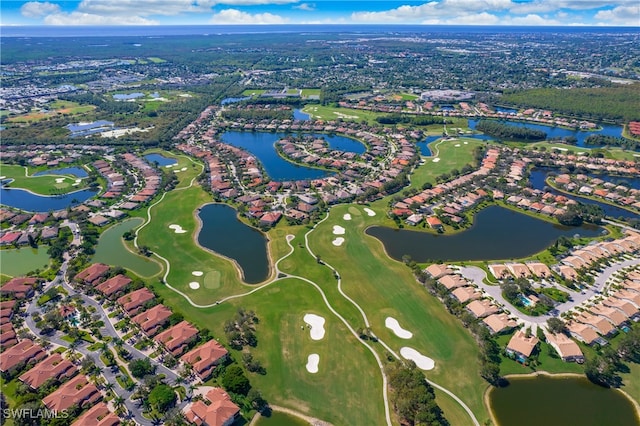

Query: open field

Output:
[0, 248, 50, 277]
[300, 89, 321, 97]
[527, 141, 638, 161]
[0, 163, 89, 195]
[241, 89, 266, 97]
[302, 105, 385, 125]
[5, 101, 94, 123]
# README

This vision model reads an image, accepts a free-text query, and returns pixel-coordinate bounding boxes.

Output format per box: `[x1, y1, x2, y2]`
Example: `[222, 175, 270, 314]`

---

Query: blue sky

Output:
[1, 1, 639, 26]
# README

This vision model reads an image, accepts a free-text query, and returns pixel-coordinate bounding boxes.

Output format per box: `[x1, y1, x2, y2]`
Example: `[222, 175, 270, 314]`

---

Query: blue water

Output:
[221, 96, 251, 105]
[416, 136, 438, 156]
[0, 183, 98, 212]
[221, 131, 365, 181]
[440, 105, 455, 111]
[144, 153, 177, 167]
[33, 167, 88, 178]
[113, 93, 144, 100]
[519, 294, 533, 307]
[293, 109, 311, 121]
[468, 119, 623, 147]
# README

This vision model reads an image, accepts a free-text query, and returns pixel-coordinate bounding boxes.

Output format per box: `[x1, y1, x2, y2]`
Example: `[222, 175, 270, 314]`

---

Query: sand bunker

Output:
[385, 317, 413, 339]
[306, 354, 319, 373]
[55, 178, 65, 183]
[75, 179, 81, 183]
[181, 167, 187, 171]
[464, 141, 468, 145]
[332, 237, 345, 246]
[0, 176, 5, 180]
[165, 164, 175, 168]
[454, 144, 461, 147]
[400, 347, 435, 370]
[168, 224, 187, 234]
[432, 158, 441, 163]
[304, 314, 326, 340]
[343, 213, 352, 221]
[189, 282, 200, 290]
[192, 271, 203, 277]
[333, 225, 345, 235]
[364, 208, 376, 217]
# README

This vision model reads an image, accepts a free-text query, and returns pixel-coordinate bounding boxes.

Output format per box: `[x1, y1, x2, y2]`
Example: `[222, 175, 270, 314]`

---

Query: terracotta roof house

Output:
[425, 264, 453, 278]
[507, 263, 531, 278]
[59, 305, 76, 320]
[562, 256, 587, 270]
[71, 402, 120, 426]
[558, 265, 578, 281]
[451, 286, 482, 304]
[0, 277, 37, 299]
[526, 262, 552, 277]
[183, 387, 240, 426]
[603, 296, 639, 320]
[614, 290, 640, 308]
[506, 330, 539, 361]
[0, 300, 16, 325]
[181, 339, 229, 380]
[259, 211, 282, 227]
[567, 322, 600, 345]
[96, 274, 132, 297]
[132, 304, 172, 336]
[43, 374, 101, 412]
[589, 304, 628, 327]
[75, 263, 110, 285]
[482, 313, 518, 334]
[488, 264, 511, 279]
[0, 324, 17, 348]
[154, 321, 199, 356]
[19, 353, 76, 389]
[438, 274, 467, 290]
[544, 332, 584, 363]
[117, 288, 155, 316]
[426, 216, 443, 230]
[0, 339, 46, 373]
[575, 313, 615, 336]
[466, 299, 500, 319]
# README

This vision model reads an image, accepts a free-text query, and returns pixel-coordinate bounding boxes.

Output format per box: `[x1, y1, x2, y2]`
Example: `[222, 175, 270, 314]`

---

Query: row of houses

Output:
[552, 174, 640, 210]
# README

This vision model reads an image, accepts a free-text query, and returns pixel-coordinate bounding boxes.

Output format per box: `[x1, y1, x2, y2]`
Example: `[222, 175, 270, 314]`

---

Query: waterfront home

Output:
[154, 320, 199, 356]
[183, 387, 240, 426]
[71, 402, 120, 426]
[482, 313, 518, 335]
[0, 277, 37, 299]
[259, 211, 282, 227]
[575, 313, 616, 337]
[117, 288, 155, 316]
[96, 274, 132, 298]
[466, 299, 500, 319]
[544, 332, 584, 363]
[43, 374, 101, 411]
[425, 264, 454, 279]
[0, 300, 16, 325]
[589, 304, 629, 327]
[562, 256, 588, 270]
[181, 339, 229, 381]
[19, 353, 76, 389]
[488, 264, 511, 280]
[506, 330, 539, 362]
[558, 265, 578, 281]
[0, 231, 22, 246]
[0, 339, 46, 373]
[567, 321, 602, 346]
[506, 263, 531, 278]
[438, 274, 468, 291]
[451, 286, 483, 304]
[526, 262, 552, 278]
[75, 263, 110, 285]
[132, 304, 172, 336]
[426, 216, 443, 230]
[0, 324, 17, 348]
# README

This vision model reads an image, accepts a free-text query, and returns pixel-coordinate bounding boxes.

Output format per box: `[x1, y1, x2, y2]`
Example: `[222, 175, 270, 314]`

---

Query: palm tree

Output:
[113, 395, 126, 414]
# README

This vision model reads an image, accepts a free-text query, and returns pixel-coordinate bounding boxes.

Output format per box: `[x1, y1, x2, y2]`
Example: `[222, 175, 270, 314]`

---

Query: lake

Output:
[468, 119, 623, 147]
[416, 136, 438, 156]
[144, 153, 177, 167]
[366, 205, 602, 262]
[221, 131, 365, 181]
[293, 109, 311, 121]
[33, 166, 88, 178]
[197, 203, 269, 284]
[221, 96, 251, 105]
[488, 375, 639, 426]
[0, 248, 50, 277]
[0, 183, 98, 212]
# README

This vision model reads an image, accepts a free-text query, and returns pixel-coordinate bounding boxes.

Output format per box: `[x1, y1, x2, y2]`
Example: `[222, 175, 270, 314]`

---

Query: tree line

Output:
[476, 120, 547, 141]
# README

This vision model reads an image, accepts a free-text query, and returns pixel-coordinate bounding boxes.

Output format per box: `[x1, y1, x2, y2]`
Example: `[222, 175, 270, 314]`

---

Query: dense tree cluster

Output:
[585, 135, 639, 150]
[557, 203, 604, 226]
[476, 120, 547, 141]
[224, 308, 259, 350]
[376, 114, 445, 126]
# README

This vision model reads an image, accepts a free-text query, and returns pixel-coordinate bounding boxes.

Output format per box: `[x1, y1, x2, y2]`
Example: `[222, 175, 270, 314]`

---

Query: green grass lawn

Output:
[147, 57, 166, 63]
[302, 105, 384, 125]
[241, 89, 266, 97]
[300, 89, 321, 97]
[7, 101, 94, 123]
[0, 163, 88, 195]
[0, 248, 50, 277]
[527, 141, 638, 161]
[397, 93, 419, 101]
[255, 411, 309, 426]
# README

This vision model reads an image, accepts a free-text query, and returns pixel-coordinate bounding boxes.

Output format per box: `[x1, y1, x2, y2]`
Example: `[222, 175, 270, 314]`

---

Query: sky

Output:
[1, 0, 639, 26]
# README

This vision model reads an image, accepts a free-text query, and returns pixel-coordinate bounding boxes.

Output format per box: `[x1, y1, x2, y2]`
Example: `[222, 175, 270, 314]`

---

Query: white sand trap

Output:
[165, 164, 175, 168]
[364, 208, 376, 216]
[306, 354, 319, 373]
[385, 317, 413, 339]
[332, 237, 345, 246]
[173, 169, 182, 173]
[333, 225, 345, 235]
[189, 282, 200, 289]
[72, 183, 79, 186]
[0, 176, 5, 179]
[343, 213, 352, 221]
[432, 158, 441, 163]
[454, 144, 461, 147]
[168, 224, 187, 234]
[75, 179, 81, 183]
[192, 271, 203, 277]
[464, 141, 468, 145]
[400, 347, 435, 370]
[55, 178, 65, 183]
[304, 314, 326, 340]
[181, 167, 187, 171]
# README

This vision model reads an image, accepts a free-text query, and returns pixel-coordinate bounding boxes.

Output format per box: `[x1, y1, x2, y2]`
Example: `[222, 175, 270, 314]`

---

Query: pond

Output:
[113, 92, 144, 100]
[468, 119, 624, 148]
[144, 153, 178, 167]
[33, 166, 88, 178]
[0, 248, 50, 277]
[488, 375, 639, 426]
[197, 203, 269, 284]
[0, 183, 98, 212]
[220, 96, 251, 105]
[255, 411, 309, 426]
[494, 107, 518, 114]
[293, 109, 311, 121]
[416, 136, 438, 156]
[221, 131, 366, 181]
[366, 205, 603, 262]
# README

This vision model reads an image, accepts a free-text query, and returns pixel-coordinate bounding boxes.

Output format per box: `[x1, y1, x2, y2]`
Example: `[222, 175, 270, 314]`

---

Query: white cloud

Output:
[351, 1, 512, 23]
[443, 12, 501, 25]
[75, 0, 216, 16]
[595, 5, 640, 25]
[504, 13, 560, 25]
[20, 2, 61, 18]
[210, 8, 289, 24]
[43, 11, 157, 25]
[294, 3, 316, 11]
[212, 0, 299, 4]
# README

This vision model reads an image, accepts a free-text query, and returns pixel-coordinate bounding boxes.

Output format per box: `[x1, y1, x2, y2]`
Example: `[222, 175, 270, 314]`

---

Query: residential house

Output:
[19, 353, 76, 389]
[0, 277, 37, 299]
[71, 402, 120, 426]
[0, 300, 16, 325]
[75, 263, 110, 285]
[117, 288, 155, 316]
[438, 275, 467, 291]
[482, 313, 518, 334]
[0, 340, 46, 373]
[488, 264, 511, 280]
[426, 216, 443, 230]
[575, 313, 616, 336]
[183, 387, 240, 426]
[43, 374, 101, 411]
[506, 330, 539, 362]
[96, 275, 132, 298]
[132, 304, 172, 336]
[544, 332, 584, 363]
[526, 262, 552, 278]
[466, 299, 500, 319]
[567, 322, 601, 346]
[181, 340, 229, 381]
[425, 264, 453, 278]
[589, 304, 628, 327]
[602, 297, 639, 321]
[0, 324, 17, 348]
[451, 286, 482, 304]
[154, 321, 199, 356]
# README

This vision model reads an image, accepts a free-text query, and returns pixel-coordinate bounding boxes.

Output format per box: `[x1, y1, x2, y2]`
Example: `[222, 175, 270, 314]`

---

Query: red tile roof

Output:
[117, 288, 155, 315]
[154, 321, 199, 356]
[96, 275, 132, 297]
[132, 304, 172, 336]
[181, 340, 228, 380]
[71, 402, 119, 426]
[75, 263, 110, 284]
[19, 353, 77, 389]
[1, 277, 37, 299]
[0, 339, 46, 372]
[184, 388, 239, 426]
[43, 374, 101, 412]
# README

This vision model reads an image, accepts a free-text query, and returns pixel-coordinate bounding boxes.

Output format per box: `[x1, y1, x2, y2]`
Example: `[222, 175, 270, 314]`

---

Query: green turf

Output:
[255, 411, 309, 425]
[0, 163, 89, 195]
[302, 105, 385, 125]
[147, 57, 166, 63]
[300, 89, 321, 97]
[0, 248, 50, 277]
[241, 89, 266, 96]
[92, 218, 162, 278]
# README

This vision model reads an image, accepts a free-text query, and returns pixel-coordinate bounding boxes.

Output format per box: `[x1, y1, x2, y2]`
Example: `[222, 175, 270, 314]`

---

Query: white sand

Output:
[385, 317, 413, 339]
[306, 354, 319, 373]
[173, 169, 182, 173]
[181, 167, 187, 171]
[364, 208, 376, 217]
[332, 225, 345, 235]
[192, 271, 203, 277]
[454, 144, 461, 147]
[304, 314, 326, 340]
[432, 158, 441, 163]
[332, 237, 345, 246]
[464, 141, 468, 145]
[168, 224, 187, 234]
[0, 176, 5, 179]
[72, 183, 79, 186]
[400, 347, 435, 370]
[343, 213, 352, 221]
[75, 179, 81, 183]
[55, 178, 65, 183]
[189, 282, 200, 289]
[165, 164, 175, 168]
